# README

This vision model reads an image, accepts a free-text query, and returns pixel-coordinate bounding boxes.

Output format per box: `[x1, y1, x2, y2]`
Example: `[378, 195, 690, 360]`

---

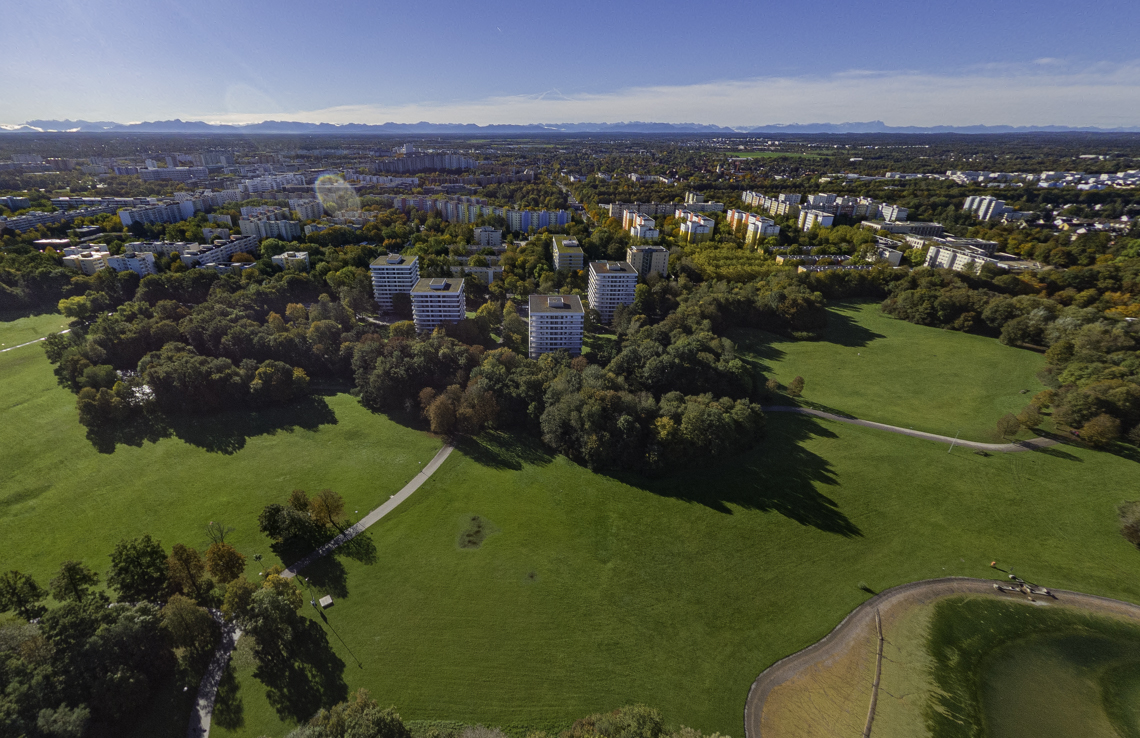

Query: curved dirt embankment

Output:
[743, 576, 1140, 738]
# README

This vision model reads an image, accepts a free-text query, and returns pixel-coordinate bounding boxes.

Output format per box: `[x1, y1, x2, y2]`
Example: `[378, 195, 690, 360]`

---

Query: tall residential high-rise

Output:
[553, 235, 585, 271]
[587, 261, 638, 324]
[528, 294, 585, 359]
[411, 277, 465, 332]
[370, 254, 419, 312]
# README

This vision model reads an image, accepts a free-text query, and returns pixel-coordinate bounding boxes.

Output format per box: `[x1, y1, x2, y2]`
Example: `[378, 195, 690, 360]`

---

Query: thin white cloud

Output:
[31, 62, 1140, 129]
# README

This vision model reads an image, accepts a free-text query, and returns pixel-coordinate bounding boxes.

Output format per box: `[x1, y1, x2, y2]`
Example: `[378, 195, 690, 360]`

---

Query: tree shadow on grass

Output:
[255, 620, 348, 725]
[212, 662, 244, 731]
[87, 395, 339, 455]
[820, 302, 887, 348]
[610, 412, 863, 538]
[457, 429, 556, 471]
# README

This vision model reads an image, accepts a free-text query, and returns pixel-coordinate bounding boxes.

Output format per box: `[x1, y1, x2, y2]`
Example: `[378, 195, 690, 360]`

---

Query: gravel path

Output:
[764, 406, 1057, 453]
[743, 576, 1140, 738]
[282, 443, 454, 578]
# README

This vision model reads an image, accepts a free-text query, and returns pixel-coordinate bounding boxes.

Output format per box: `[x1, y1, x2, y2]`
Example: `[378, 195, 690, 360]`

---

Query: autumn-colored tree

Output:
[1082, 414, 1121, 448]
[787, 376, 805, 398]
[310, 489, 346, 529]
[205, 542, 246, 583]
[167, 544, 207, 600]
[287, 489, 311, 514]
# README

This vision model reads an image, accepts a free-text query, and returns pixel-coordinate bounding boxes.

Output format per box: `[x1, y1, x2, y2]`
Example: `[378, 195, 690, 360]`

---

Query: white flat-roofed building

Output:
[61, 250, 110, 275]
[106, 251, 157, 277]
[472, 226, 502, 248]
[411, 277, 465, 332]
[118, 200, 196, 227]
[626, 245, 669, 277]
[924, 244, 1000, 273]
[628, 214, 659, 240]
[288, 199, 325, 221]
[587, 261, 637, 324]
[370, 254, 419, 312]
[528, 294, 585, 359]
[553, 235, 585, 271]
[798, 209, 835, 230]
[239, 215, 301, 240]
[272, 251, 310, 270]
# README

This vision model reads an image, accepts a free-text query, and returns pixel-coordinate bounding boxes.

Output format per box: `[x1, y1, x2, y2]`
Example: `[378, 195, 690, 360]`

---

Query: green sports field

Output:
[732, 300, 1047, 441]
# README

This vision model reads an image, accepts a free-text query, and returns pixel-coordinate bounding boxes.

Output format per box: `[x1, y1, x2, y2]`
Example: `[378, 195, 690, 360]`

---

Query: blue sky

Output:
[3, 0, 1139, 126]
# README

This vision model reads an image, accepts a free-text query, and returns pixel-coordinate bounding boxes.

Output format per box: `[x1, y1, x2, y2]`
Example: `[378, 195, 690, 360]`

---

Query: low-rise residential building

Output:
[626, 245, 669, 277]
[871, 238, 905, 267]
[411, 277, 465, 332]
[528, 294, 585, 358]
[798, 209, 835, 230]
[62, 247, 156, 277]
[106, 251, 158, 277]
[553, 235, 585, 271]
[272, 251, 310, 270]
[202, 227, 230, 241]
[861, 221, 945, 238]
[587, 261, 637, 324]
[370, 254, 419, 312]
[450, 264, 503, 283]
[924, 244, 1000, 272]
[1, 195, 31, 210]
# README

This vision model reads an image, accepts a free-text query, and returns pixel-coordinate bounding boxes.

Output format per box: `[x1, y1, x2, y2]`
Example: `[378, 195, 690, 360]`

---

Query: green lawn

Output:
[732, 301, 1047, 441]
[0, 342, 443, 583]
[4, 312, 1139, 738]
[214, 418, 1140, 737]
[0, 311, 70, 349]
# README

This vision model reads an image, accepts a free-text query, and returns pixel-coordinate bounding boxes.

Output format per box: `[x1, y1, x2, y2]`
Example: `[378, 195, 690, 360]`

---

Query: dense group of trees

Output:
[882, 260, 1140, 443]
[0, 523, 276, 737]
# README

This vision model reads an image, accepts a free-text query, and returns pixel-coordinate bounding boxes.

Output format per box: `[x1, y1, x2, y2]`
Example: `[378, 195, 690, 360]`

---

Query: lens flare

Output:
[314, 174, 360, 216]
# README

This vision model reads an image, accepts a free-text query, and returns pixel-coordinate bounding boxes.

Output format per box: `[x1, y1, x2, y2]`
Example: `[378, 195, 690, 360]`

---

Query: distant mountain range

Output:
[3, 119, 1139, 135]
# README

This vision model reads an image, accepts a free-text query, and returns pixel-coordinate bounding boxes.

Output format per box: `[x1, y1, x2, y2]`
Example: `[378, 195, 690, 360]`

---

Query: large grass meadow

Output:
[732, 300, 1047, 441]
[3, 307, 1139, 738]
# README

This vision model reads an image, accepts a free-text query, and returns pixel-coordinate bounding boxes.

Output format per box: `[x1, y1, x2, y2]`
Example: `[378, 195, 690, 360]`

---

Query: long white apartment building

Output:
[370, 254, 419, 312]
[62, 246, 156, 277]
[587, 261, 637, 324]
[127, 235, 260, 265]
[411, 277, 465, 332]
[118, 200, 196, 227]
[239, 214, 301, 241]
[626, 245, 669, 277]
[798, 209, 835, 230]
[528, 294, 585, 359]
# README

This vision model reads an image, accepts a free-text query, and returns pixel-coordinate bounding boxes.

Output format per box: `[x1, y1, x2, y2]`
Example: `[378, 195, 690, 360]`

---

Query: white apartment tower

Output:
[587, 261, 638, 324]
[626, 245, 669, 278]
[411, 277, 465, 332]
[370, 254, 419, 312]
[528, 294, 585, 359]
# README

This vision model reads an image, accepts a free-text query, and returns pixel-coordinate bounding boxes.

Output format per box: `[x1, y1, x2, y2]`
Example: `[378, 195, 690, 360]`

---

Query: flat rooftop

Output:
[530, 294, 584, 314]
[589, 260, 635, 275]
[411, 277, 463, 294]
[371, 254, 415, 267]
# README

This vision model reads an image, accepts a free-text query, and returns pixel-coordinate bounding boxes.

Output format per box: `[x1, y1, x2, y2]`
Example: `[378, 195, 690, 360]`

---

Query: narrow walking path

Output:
[186, 613, 242, 738]
[282, 443, 454, 578]
[0, 328, 70, 353]
[743, 576, 1140, 738]
[764, 405, 1057, 453]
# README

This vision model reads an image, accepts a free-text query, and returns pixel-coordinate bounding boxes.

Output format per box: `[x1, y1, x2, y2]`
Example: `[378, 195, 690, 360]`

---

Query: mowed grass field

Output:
[0, 311, 70, 349]
[215, 417, 1140, 737]
[3, 312, 1139, 738]
[0, 336, 443, 583]
[731, 301, 1047, 441]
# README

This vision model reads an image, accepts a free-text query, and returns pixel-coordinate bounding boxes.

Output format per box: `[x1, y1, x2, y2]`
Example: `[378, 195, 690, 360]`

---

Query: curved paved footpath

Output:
[282, 443, 454, 578]
[187, 612, 242, 738]
[0, 328, 70, 353]
[743, 576, 1140, 738]
[764, 406, 1057, 453]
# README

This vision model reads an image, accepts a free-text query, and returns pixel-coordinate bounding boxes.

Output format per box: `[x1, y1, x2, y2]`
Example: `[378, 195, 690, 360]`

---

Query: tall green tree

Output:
[48, 561, 99, 602]
[0, 569, 47, 619]
[108, 534, 169, 602]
